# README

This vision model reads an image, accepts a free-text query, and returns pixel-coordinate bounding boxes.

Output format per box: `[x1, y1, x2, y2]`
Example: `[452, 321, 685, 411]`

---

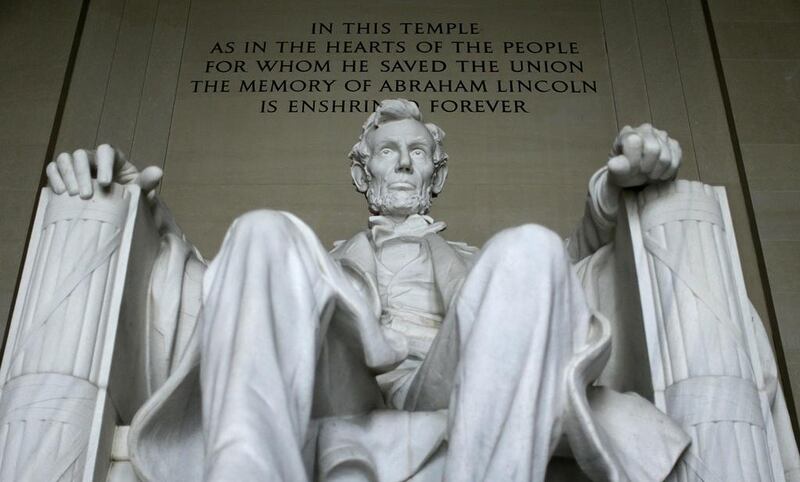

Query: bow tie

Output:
[369, 214, 447, 248]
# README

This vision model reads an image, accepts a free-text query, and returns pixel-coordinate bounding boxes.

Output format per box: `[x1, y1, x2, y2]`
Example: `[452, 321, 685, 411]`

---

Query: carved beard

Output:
[366, 183, 433, 216]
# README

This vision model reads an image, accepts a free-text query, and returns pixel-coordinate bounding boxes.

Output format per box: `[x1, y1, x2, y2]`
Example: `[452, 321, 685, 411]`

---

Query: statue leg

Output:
[444, 224, 592, 482]
[198, 210, 398, 481]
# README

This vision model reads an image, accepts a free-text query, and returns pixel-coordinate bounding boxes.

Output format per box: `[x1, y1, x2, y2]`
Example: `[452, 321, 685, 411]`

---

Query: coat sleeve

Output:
[565, 166, 619, 263]
[129, 196, 207, 482]
[144, 196, 207, 393]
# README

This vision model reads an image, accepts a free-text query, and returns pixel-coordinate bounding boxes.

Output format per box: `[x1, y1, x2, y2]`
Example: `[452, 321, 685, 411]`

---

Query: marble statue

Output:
[1, 99, 798, 481]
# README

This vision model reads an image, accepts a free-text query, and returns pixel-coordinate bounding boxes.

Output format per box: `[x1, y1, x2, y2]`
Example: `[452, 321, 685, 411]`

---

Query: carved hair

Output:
[348, 99, 448, 173]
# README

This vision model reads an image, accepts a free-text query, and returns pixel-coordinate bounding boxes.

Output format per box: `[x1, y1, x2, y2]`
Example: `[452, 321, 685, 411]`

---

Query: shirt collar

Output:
[368, 214, 447, 248]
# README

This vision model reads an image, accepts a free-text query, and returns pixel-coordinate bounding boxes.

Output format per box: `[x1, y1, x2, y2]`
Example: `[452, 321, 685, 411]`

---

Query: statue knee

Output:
[227, 209, 299, 250]
[480, 224, 568, 279]
[485, 224, 565, 261]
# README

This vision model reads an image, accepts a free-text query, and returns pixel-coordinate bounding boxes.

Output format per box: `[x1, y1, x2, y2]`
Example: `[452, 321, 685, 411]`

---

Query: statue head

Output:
[349, 99, 448, 218]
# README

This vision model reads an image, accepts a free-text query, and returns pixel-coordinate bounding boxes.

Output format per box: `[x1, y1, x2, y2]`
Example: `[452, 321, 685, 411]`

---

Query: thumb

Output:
[607, 155, 632, 180]
[137, 166, 163, 192]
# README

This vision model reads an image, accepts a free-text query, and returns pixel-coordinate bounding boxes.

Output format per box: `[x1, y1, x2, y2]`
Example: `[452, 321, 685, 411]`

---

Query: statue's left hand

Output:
[607, 124, 682, 188]
[46, 144, 163, 199]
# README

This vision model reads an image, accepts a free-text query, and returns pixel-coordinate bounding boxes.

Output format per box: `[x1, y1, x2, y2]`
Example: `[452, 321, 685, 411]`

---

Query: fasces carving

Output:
[626, 182, 800, 481]
[1, 99, 796, 481]
[0, 184, 153, 481]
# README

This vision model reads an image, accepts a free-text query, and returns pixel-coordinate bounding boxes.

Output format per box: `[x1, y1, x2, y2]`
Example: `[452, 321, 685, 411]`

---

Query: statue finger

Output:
[45, 162, 67, 194]
[608, 154, 633, 179]
[661, 139, 682, 180]
[56, 152, 80, 195]
[621, 132, 643, 173]
[660, 161, 678, 181]
[96, 144, 115, 185]
[635, 123, 654, 138]
[136, 166, 163, 192]
[109, 146, 139, 183]
[655, 129, 673, 161]
[649, 133, 671, 179]
[660, 165, 677, 181]
[73, 149, 93, 199]
[612, 125, 635, 155]
[640, 132, 661, 174]
[669, 138, 682, 166]
[651, 147, 671, 180]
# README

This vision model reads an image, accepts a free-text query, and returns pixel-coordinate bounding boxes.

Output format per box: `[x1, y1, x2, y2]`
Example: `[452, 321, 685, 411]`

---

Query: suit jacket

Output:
[329, 229, 478, 320]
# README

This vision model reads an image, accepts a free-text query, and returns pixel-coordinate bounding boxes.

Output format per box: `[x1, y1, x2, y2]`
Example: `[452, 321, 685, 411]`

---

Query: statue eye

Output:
[380, 148, 393, 156]
[411, 149, 425, 157]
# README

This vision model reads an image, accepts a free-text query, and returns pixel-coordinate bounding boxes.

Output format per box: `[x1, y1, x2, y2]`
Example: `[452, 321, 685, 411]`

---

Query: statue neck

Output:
[380, 214, 411, 224]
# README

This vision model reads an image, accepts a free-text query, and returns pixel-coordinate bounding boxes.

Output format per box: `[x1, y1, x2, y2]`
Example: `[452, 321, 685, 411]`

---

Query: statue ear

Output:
[432, 165, 448, 195]
[351, 164, 369, 193]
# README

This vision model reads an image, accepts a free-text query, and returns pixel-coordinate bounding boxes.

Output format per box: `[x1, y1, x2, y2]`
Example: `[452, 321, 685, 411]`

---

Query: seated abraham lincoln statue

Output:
[46, 99, 695, 481]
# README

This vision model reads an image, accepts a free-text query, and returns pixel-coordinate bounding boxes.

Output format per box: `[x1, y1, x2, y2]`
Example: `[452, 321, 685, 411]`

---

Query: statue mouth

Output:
[388, 181, 416, 191]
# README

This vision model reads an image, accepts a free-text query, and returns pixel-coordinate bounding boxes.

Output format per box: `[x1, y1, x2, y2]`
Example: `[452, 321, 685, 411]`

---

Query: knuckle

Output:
[644, 137, 660, 152]
[625, 133, 643, 146]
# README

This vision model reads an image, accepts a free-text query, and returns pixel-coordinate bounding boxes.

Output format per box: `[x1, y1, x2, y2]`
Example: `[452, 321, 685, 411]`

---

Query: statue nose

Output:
[396, 149, 413, 172]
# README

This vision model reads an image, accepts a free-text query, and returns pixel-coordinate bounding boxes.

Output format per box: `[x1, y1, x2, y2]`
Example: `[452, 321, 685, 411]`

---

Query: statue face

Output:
[362, 118, 439, 217]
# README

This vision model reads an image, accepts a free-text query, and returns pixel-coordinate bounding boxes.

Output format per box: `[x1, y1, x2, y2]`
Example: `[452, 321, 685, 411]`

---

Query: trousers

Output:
[200, 210, 592, 481]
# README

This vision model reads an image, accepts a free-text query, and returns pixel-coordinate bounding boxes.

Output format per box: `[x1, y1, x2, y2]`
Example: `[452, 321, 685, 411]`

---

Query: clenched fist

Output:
[46, 144, 163, 199]
[607, 124, 682, 188]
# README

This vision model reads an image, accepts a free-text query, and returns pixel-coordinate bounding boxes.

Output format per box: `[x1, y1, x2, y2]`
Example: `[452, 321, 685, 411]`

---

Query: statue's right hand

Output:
[46, 144, 163, 199]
